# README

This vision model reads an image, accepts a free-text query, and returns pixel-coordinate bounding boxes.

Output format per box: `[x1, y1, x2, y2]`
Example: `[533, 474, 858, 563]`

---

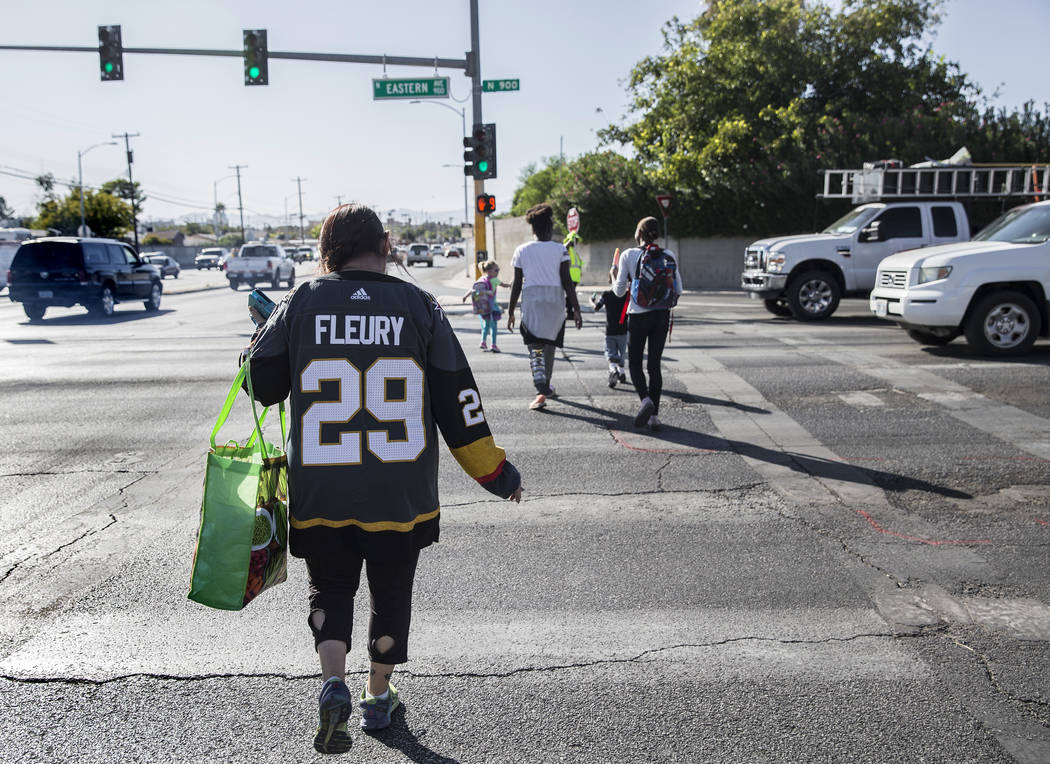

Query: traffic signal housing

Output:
[463, 123, 497, 180]
[243, 29, 268, 86]
[476, 194, 496, 216]
[98, 25, 123, 81]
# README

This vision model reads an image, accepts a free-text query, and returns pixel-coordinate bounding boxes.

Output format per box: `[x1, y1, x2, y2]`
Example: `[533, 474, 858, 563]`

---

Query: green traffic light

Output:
[104, 62, 114, 73]
[478, 160, 489, 172]
[249, 66, 260, 79]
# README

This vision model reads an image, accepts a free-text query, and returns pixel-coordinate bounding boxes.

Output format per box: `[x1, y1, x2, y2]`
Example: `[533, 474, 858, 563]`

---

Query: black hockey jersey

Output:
[245, 270, 520, 560]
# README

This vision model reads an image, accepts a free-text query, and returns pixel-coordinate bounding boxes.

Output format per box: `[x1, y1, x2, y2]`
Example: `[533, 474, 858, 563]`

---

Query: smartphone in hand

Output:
[248, 289, 278, 327]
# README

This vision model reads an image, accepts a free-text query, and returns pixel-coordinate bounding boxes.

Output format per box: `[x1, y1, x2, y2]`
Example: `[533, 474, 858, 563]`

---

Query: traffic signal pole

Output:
[468, 0, 486, 279]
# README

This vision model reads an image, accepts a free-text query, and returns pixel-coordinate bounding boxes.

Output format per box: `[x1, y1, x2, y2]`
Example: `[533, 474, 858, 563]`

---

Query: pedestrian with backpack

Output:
[613, 216, 683, 430]
[461, 260, 507, 352]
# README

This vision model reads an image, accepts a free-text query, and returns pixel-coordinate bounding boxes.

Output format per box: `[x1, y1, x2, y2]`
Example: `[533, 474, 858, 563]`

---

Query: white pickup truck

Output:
[870, 200, 1050, 356]
[741, 201, 970, 320]
[225, 242, 296, 290]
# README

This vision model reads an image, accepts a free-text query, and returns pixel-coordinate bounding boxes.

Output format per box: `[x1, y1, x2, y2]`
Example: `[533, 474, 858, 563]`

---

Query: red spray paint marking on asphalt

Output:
[854, 509, 991, 545]
[1035, 517, 1049, 527]
[608, 431, 1031, 541]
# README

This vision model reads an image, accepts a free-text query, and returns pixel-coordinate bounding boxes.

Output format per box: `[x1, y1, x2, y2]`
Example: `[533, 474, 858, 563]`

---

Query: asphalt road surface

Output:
[1, 257, 1048, 763]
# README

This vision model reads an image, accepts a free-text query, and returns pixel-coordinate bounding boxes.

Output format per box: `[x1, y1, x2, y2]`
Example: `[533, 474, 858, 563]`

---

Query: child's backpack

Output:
[470, 278, 495, 315]
[630, 244, 678, 309]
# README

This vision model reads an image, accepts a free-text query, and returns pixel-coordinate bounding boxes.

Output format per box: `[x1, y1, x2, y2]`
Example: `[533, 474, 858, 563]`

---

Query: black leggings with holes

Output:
[306, 548, 419, 664]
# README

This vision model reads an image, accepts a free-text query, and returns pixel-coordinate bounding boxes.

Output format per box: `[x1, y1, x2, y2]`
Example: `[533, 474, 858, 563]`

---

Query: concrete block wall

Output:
[485, 216, 753, 290]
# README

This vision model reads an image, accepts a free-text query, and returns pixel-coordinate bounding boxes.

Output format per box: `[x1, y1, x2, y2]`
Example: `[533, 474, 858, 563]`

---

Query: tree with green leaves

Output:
[595, 0, 1050, 236]
[0, 196, 15, 222]
[100, 178, 146, 209]
[34, 187, 133, 237]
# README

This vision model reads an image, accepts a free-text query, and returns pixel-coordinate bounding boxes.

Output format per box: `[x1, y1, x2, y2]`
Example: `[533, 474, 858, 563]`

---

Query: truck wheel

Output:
[763, 298, 792, 317]
[906, 328, 960, 346]
[23, 304, 46, 322]
[286, 270, 295, 287]
[786, 270, 840, 321]
[144, 280, 162, 312]
[89, 284, 116, 317]
[963, 290, 1040, 356]
[271, 273, 281, 289]
[229, 279, 240, 290]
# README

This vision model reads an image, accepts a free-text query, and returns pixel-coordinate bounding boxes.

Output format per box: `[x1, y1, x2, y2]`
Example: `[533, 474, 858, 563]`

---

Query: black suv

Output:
[7, 237, 163, 321]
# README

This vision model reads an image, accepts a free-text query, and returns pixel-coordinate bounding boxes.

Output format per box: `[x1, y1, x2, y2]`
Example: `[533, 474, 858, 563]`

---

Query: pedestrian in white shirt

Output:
[506, 204, 583, 410]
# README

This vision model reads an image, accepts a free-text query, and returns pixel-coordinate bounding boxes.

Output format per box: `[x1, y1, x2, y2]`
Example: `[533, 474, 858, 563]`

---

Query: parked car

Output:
[870, 200, 1050, 356]
[741, 201, 970, 320]
[7, 237, 162, 320]
[224, 242, 296, 290]
[407, 243, 433, 267]
[195, 247, 227, 270]
[0, 227, 34, 291]
[142, 252, 181, 279]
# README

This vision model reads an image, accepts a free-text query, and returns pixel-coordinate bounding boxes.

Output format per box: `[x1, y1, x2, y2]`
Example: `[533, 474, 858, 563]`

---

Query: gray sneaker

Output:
[647, 414, 662, 431]
[634, 397, 655, 427]
[359, 682, 400, 731]
[608, 370, 618, 388]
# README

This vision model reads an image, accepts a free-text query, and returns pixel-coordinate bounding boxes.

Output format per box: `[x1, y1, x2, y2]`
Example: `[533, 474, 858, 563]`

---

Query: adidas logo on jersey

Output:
[350, 288, 371, 300]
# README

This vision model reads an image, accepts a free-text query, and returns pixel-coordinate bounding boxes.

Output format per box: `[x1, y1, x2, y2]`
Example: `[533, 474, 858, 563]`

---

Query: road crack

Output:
[0, 631, 916, 686]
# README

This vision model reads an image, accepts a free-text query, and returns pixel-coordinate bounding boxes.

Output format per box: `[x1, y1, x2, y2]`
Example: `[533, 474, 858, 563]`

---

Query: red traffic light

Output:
[476, 194, 496, 215]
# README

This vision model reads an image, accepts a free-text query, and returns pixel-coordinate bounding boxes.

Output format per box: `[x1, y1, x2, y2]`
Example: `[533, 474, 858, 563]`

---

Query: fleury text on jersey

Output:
[315, 314, 405, 345]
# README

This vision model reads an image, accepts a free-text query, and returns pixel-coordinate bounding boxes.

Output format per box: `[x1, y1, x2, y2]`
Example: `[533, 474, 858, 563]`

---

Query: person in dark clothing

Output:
[243, 204, 522, 754]
[612, 217, 684, 430]
[591, 264, 630, 388]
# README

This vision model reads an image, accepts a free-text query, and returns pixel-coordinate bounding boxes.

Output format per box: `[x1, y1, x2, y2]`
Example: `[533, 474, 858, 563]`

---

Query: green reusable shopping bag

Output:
[188, 355, 289, 611]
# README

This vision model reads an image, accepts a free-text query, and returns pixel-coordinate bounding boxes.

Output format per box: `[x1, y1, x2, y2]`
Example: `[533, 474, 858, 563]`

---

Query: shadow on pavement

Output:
[19, 309, 175, 326]
[367, 705, 460, 764]
[546, 398, 970, 500]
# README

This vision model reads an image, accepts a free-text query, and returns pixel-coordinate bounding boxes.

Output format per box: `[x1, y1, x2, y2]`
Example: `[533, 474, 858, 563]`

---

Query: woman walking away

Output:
[506, 203, 583, 410]
[613, 216, 683, 430]
[244, 204, 522, 754]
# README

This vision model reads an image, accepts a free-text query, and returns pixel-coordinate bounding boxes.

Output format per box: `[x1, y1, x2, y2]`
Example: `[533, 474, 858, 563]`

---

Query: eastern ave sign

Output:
[373, 77, 449, 100]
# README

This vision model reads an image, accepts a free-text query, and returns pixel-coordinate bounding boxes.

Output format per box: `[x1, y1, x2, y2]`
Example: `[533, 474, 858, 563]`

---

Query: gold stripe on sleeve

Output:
[449, 436, 506, 480]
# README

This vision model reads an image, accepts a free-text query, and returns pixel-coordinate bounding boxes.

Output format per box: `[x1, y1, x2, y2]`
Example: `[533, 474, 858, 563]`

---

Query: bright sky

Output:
[1, 0, 1047, 228]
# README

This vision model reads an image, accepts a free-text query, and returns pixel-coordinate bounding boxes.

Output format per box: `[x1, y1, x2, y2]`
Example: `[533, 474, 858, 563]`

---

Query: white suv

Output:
[870, 200, 1050, 355]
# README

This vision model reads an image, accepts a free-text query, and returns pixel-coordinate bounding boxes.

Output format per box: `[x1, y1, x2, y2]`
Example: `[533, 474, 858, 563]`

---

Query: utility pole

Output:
[230, 164, 247, 243]
[334, 195, 343, 207]
[111, 131, 140, 249]
[469, 0, 485, 279]
[294, 176, 306, 243]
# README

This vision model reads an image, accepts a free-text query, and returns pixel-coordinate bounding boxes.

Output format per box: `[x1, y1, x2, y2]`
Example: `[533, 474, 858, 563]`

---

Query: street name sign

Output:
[482, 79, 520, 93]
[373, 77, 449, 100]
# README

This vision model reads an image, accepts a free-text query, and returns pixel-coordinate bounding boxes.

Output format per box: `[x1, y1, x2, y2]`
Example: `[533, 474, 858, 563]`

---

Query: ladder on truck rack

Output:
[820, 165, 1050, 203]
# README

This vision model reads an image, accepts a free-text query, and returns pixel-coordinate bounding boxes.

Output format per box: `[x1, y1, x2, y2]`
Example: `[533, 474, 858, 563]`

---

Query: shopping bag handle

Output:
[243, 353, 287, 457]
[210, 358, 286, 456]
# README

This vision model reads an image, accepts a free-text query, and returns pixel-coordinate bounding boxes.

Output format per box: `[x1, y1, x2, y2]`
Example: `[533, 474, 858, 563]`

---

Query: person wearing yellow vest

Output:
[563, 229, 583, 320]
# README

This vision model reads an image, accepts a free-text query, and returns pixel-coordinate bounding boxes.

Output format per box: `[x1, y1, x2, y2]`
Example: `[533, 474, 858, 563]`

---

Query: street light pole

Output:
[77, 141, 117, 237]
[409, 99, 469, 229]
[229, 164, 247, 243]
[213, 174, 237, 244]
